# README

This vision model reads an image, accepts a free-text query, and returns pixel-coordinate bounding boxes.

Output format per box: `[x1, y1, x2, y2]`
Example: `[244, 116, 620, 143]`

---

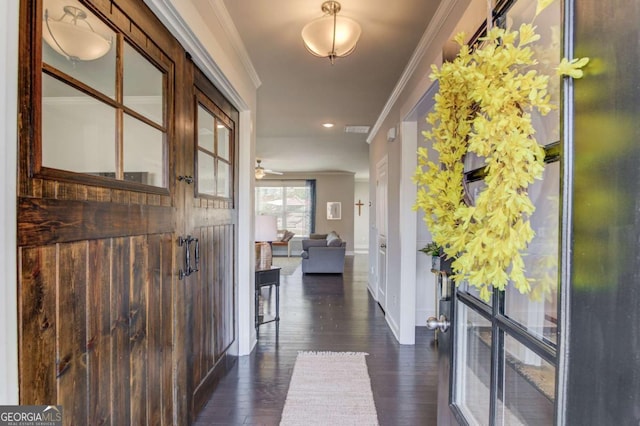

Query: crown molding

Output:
[143, 0, 255, 111]
[366, 0, 462, 144]
[208, 0, 261, 89]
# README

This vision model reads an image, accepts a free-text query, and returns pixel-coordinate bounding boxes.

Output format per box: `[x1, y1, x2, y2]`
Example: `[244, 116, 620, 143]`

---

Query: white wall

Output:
[413, 87, 440, 325]
[354, 180, 370, 252]
[0, 0, 19, 404]
[367, 0, 478, 344]
[146, 0, 259, 356]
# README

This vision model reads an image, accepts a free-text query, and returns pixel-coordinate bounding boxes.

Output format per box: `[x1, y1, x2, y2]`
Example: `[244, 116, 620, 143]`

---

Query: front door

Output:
[433, 1, 562, 424]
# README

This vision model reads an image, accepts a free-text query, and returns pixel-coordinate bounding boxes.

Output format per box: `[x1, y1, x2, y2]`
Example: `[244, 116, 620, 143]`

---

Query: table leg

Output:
[255, 287, 259, 329]
[275, 283, 280, 322]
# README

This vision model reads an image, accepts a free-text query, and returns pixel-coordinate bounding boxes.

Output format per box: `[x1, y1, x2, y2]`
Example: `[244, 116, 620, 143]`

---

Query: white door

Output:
[376, 157, 388, 311]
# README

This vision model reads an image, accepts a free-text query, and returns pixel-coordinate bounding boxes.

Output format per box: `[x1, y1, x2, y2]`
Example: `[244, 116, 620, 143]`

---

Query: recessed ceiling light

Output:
[322, 123, 334, 128]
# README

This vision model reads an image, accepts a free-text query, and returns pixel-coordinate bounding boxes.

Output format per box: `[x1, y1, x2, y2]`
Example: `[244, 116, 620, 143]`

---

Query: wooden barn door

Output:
[181, 65, 238, 419]
[17, 0, 237, 424]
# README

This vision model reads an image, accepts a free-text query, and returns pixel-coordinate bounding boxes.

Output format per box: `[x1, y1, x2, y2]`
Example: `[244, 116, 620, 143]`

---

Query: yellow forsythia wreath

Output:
[414, 2, 588, 302]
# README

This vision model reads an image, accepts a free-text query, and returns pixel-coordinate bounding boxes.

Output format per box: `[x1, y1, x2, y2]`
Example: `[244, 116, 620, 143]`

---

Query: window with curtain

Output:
[255, 180, 315, 237]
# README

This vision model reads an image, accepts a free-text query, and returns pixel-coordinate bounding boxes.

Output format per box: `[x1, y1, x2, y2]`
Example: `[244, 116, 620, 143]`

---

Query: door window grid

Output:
[195, 92, 234, 200]
[40, 0, 170, 190]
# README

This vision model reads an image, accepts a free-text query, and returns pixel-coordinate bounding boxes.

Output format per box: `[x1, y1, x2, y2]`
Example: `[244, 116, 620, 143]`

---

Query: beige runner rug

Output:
[280, 351, 379, 426]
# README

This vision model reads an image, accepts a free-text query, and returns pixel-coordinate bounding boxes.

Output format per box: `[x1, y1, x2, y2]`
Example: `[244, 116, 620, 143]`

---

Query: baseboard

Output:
[367, 283, 377, 300]
[415, 308, 436, 327]
[192, 353, 238, 421]
[385, 311, 401, 343]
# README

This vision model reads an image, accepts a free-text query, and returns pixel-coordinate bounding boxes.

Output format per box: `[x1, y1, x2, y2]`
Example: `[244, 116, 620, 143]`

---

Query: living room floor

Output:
[194, 254, 439, 425]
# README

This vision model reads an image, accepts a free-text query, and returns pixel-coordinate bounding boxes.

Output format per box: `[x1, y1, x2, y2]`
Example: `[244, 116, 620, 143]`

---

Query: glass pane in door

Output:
[496, 334, 555, 425]
[505, 162, 560, 344]
[197, 104, 215, 153]
[123, 42, 164, 125]
[216, 160, 230, 198]
[216, 122, 230, 160]
[506, 0, 561, 146]
[123, 114, 164, 187]
[198, 151, 216, 196]
[42, 0, 116, 98]
[42, 74, 116, 175]
[454, 302, 492, 425]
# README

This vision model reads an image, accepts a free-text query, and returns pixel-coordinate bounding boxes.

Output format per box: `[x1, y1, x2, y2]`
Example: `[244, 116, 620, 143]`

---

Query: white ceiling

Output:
[221, 0, 443, 180]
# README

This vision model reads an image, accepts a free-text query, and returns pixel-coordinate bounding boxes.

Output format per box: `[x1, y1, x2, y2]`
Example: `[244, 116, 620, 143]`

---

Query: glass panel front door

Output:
[454, 303, 492, 425]
[434, 0, 563, 424]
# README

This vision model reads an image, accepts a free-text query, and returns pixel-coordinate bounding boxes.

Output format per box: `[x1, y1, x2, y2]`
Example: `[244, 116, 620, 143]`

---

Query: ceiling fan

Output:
[255, 159, 283, 179]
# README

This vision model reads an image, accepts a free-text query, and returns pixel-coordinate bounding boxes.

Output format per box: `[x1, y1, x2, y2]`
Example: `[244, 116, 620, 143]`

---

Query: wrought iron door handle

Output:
[178, 235, 198, 279]
[192, 238, 200, 273]
[177, 175, 194, 184]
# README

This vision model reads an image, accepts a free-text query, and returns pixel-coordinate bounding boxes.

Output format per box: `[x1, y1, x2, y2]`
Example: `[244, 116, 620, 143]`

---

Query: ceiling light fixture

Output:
[322, 123, 334, 128]
[301, 1, 362, 65]
[43, 6, 112, 62]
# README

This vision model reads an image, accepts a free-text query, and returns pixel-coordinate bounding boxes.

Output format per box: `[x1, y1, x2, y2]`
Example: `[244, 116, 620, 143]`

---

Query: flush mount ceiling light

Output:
[43, 5, 112, 62]
[302, 1, 362, 65]
[322, 123, 334, 128]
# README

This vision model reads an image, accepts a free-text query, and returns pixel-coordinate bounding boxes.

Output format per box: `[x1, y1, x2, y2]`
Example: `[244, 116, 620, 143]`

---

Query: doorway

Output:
[375, 156, 388, 311]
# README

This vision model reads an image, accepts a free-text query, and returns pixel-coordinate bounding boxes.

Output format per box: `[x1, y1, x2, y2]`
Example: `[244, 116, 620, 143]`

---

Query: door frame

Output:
[144, 0, 255, 356]
[375, 156, 388, 308]
[0, 0, 19, 404]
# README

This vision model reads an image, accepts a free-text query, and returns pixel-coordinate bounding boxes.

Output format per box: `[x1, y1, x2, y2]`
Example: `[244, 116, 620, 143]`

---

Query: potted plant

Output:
[419, 242, 442, 270]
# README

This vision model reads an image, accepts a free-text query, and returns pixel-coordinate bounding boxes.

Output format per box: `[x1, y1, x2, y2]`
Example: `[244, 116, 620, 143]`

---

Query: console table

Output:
[271, 240, 292, 257]
[255, 266, 281, 329]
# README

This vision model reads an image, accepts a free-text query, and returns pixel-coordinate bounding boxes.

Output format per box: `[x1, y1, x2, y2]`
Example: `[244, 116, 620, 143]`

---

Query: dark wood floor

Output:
[194, 254, 438, 425]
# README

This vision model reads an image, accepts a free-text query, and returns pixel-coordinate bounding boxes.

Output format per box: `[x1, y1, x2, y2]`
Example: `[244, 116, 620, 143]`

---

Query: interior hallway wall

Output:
[367, 0, 475, 343]
[354, 180, 370, 252]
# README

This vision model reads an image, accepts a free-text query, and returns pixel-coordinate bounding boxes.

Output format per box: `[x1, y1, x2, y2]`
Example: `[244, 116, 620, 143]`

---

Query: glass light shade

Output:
[255, 215, 278, 242]
[255, 167, 266, 179]
[302, 15, 361, 60]
[43, 16, 111, 61]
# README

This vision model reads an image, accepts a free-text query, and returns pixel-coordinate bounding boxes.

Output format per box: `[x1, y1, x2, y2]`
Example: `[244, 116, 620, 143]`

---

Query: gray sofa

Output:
[301, 232, 346, 274]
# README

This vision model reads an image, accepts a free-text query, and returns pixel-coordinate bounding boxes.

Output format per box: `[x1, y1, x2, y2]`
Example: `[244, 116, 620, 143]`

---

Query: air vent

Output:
[344, 125, 371, 134]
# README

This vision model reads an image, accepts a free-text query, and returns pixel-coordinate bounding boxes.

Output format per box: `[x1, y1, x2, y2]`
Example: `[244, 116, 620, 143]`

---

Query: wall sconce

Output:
[43, 5, 112, 62]
[301, 1, 362, 65]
